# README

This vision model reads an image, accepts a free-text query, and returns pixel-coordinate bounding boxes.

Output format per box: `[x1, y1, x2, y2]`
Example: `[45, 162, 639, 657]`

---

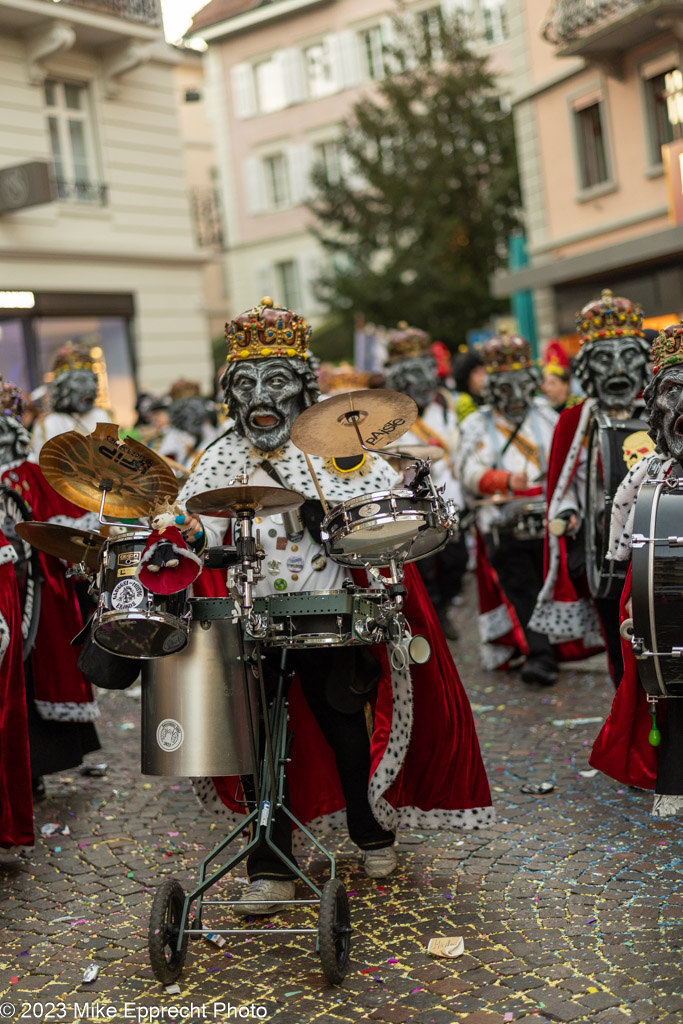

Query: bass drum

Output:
[630, 477, 683, 697]
[585, 410, 653, 600]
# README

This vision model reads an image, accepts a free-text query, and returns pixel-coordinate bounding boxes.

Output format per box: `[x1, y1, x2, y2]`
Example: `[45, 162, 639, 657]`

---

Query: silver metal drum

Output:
[141, 619, 257, 776]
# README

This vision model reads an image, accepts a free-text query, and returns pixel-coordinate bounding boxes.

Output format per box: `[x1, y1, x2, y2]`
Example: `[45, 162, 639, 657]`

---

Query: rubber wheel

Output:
[318, 878, 352, 985]
[148, 878, 189, 984]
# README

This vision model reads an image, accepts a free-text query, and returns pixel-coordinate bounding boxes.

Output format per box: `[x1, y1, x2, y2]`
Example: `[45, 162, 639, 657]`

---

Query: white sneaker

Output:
[233, 878, 296, 917]
[362, 846, 398, 878]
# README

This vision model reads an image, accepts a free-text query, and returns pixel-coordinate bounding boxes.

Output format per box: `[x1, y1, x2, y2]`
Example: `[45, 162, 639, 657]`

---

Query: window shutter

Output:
[256, 263, 274, 300]
[243, 157, 264, 214]
[289, 143, 313, 206]
[331, 30, 361, 89]
[301, 253, 326, 316]
[269, 52, 289, 112]
[231, 63, 256, 118]
[281, 48, 306, 105]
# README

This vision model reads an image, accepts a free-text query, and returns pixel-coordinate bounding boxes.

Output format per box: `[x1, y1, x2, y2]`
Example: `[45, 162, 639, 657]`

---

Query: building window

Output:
[43, 79, 103, 203]
[419, 6, 444, 59]
[275, 260, 302, 311]
[304, 42, 335, 98]
[574, 101, 609, 190]
[313, 140, 343, 185]
[481, 0, 508, 45]
[184, 87, 201, 102]
[263, 153, 290, 208]
[254, 57, 284, 114]
[358, 26, 385, 81]
[644, 68, 682, 164]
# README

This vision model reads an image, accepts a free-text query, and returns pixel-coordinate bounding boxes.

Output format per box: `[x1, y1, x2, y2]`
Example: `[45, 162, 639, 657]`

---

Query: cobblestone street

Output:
[1, 581, 681, 1023]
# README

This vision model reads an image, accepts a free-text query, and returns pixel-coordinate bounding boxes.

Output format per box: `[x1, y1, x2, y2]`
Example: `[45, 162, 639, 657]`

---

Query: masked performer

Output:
[179, 298, 493, 914]
[383, 323, 466, 638]
[0, 378, 100, 795]
[457, 334, 558, 683]
[30, 343, 109, 458]
[590, 321, 683, 814]
[529, 291, 651, 684]
[167, 380, 220, 468]
[0, 498, 33, 849]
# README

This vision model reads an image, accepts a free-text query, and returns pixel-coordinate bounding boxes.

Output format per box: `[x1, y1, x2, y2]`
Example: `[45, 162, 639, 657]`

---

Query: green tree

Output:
[309, 12, 520, 349]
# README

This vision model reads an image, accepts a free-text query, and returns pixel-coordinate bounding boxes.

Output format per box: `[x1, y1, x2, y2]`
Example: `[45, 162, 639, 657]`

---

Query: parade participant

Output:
[529, 291, 651, 684]
[453, 349, 486, 424]
[30, 343, 109, 458]
[0, 377, 100, 793]
[457, 334, 559, 683]
[179, 298, 493, 914]
[0, 486, 33, 847]
[167, 380, 220, 466]
[540, 341, 580, 413]
[590, 321, 683, 814]
[383, 323, 465, 638]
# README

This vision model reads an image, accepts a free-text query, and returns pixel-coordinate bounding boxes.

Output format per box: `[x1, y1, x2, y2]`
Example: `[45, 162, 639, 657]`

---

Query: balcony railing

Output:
[190, 187, 224, 249]
[55, 178, 108, 205]
[52, 0, 163, 28]
[543, 0, 642, 44]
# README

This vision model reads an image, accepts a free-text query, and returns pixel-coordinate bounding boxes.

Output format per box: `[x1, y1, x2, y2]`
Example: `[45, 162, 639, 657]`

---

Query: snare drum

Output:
[586, 410, 653, 599]
[630, 477, 683, 697]
[93, 533, 190, 659]
[511, 500, 546, 541]
[321, 489, 449, 568]
[190, 590, 384, 649]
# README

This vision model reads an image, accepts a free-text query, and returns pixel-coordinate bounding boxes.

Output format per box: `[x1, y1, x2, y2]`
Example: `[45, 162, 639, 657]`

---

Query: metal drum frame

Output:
[147, 618, 352, 987]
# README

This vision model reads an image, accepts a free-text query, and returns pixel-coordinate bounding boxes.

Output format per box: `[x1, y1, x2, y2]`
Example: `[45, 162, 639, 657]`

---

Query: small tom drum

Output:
[511, 500, 546, 541]
[321, 488, 449, 568]
[93, 533, 190, 659]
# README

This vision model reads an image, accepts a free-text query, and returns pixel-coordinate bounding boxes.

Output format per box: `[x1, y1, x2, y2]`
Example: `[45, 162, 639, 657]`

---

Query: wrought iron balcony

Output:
[54, 178, 108, 205]
[190, 187, 224, 249]
[543, 0, 683, 60]
[46, 0, 162, 28]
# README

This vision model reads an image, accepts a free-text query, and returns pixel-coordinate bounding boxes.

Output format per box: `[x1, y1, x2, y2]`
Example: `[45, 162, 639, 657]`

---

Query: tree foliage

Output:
[309, 12, 520, 348]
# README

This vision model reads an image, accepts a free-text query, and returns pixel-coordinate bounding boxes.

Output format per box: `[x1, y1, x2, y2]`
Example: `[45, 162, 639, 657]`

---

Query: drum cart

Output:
[148, 545, 352, 987]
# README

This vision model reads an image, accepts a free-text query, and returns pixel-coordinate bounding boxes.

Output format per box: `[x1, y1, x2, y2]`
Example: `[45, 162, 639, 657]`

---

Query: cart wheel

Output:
[148, 879, 189, 984]
[318, 878, 352, 985]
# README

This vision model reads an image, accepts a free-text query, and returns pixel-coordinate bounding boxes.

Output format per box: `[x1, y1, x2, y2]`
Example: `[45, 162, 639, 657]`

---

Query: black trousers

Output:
[417, 535, 469, 610]
[486, 535, 557, 669]
[593, 597, 624, 688]
[246, 647, 394, 881]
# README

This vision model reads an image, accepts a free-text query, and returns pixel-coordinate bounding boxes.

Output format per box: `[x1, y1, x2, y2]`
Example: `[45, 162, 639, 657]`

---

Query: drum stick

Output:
[304, 452, 329, 515]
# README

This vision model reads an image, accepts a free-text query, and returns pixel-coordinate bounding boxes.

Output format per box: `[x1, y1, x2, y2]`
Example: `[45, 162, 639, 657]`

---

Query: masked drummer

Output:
[591, 321, 683, 815]
[529, 290, 651, 685]
[30, 343, 109, 458]
[457, 333, 559, 684]
[382, 323, 466, 639]
[178, 298, 493, 916]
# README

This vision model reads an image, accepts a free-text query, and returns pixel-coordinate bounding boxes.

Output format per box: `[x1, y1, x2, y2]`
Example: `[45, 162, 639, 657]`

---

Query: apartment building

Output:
[495, 0, 683, 342]
[187, 0, 511, 325]
[0, 0, 213, 426]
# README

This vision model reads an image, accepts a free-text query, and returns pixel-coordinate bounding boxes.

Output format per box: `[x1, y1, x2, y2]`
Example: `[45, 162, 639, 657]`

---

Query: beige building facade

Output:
[496, 0, 683, 340]
[0, 0, 214, 426]
[188, 0, 511, 324]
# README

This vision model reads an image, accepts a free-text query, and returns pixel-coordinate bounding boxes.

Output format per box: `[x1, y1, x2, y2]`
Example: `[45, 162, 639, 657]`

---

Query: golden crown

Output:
[0, 376, 27, 422]
[169, 378, 200, 402]
[225, 297, 311, 362]
[51, 342, 94, 378]
[576, 288, 644, 345]
[318, 363, 373, 394]
[652, 321, 683, 375]
[482, 334, 533, 373]
[385, 322, 432, 365]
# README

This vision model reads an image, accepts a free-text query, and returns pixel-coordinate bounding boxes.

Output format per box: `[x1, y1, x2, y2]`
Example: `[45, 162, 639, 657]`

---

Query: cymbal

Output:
[380, 444, 446, 463]
[290, 389, 417, 457]
[186, 485, 305, 519]
[40, 422, 179, 518]
[16, 522, 103, 570]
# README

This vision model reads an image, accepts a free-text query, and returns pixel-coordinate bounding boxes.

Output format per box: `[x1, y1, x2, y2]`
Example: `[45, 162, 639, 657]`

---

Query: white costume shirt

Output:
[179, 430, 401, 598]
[31, 407, 110, 460]
[398, 399, 462, 507]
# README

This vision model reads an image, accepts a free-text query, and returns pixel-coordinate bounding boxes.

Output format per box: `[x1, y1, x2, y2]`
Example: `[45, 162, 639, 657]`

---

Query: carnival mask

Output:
[580, 337, 648, 413]
[384, 355, 438, 411]
[170, 396, 213, 445]
[52, 369, 98, 414]
[0, 416, 30, 468]
[485, 369, 538, 425]
[647, 365, 683, 464]
[228, 360, 307, 452]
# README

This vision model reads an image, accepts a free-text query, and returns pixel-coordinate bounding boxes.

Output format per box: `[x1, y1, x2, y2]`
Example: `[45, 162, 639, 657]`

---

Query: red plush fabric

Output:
[0, 537, 34, 847]
[589, 565, 657, 790]
[474, 529, 528, 668]
[211, 562, 492, 826]
[1, 461, 95, 720]
[138, 526, 202, 595]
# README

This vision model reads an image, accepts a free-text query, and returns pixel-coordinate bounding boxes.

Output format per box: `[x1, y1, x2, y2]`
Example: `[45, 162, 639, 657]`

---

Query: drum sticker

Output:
[286, 555, 304, 573]
[267, 559, 281, 575]
[312, 553, 327, 572]
[276, 537, 287, 550]
[162, 632, 186, 654]
[117, 566, 138, 577]
[111, 579, 145, 610]
[273, 578, 287, 591]
[118, 551, 141, 566]
[358, 502, 381, 519]
[156, 719, 184, 753]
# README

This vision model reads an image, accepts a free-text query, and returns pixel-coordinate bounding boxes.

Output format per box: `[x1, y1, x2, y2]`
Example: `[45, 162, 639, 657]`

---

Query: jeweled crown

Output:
[225, 297, 311, 363]
[318, 363, 372, 393]
[652, 321, 683, 375]
[0, 376, 27, 422]
[385, 322, 432, 365]
[483, 334, 533, 374]
[51, 341, 94, 378]
[577, 288, 644, 345]
[169, 378, 200, 402]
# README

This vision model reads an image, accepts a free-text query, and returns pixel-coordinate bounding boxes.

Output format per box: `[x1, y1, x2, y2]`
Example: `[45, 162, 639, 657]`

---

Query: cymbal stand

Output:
[229, 507, 267, 639]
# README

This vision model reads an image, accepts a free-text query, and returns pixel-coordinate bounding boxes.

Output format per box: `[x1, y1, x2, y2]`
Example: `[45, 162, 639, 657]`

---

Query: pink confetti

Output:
[387, 958, 398, 964]
[411, 987, 425, 994]
[505, 1015, 514, 1022]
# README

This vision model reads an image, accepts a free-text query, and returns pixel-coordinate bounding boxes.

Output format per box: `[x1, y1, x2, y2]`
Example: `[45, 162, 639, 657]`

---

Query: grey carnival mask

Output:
[225, 359, 315, 452]
[576, 336, 649, 414]
[52, 369, 98, 414]
[484, 368, 539, 425]
[384, 355, 438, 411]
[644, 365, 683, 464]
[0, 416, 30, 468]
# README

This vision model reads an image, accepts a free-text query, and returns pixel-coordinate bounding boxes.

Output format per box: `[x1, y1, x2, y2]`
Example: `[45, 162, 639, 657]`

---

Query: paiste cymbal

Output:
[40, 422, 179, 518]
[380, 444, 446, 463]
[16, 522, 103, 571]
[290, 389, 418, 458]
[186, 485, 305, 519]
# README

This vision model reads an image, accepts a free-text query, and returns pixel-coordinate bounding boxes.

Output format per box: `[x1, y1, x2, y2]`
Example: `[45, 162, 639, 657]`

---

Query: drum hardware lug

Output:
[200, 620, 211, 631]
[632, 638, 645, 657]
[672, 647, 683, 658]
[632, 534, 648, 548]
[667, 536, 683, 547]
